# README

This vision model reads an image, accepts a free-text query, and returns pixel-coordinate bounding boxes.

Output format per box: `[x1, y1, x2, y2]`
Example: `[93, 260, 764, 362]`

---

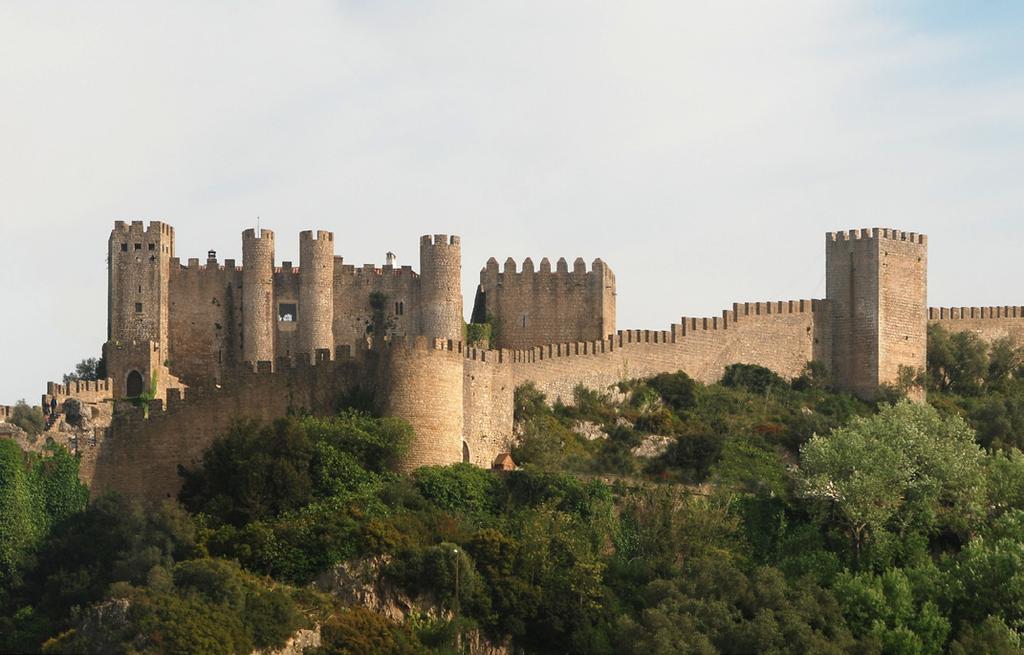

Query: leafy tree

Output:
[8, 400, 44, 436]
[799, 401, 985, 562]
[62, 356, 106, 384]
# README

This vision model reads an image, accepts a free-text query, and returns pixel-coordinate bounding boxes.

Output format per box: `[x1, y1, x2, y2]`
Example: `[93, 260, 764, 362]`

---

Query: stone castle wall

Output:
[88, 351, 368, 501]
[475, 256, 615, 350]
[928, 307, 1024, 344]
[506, 299, 829, 404]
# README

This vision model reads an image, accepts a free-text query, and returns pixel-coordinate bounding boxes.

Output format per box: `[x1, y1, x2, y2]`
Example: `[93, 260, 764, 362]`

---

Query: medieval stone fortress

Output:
[2, 220, 1021, 501]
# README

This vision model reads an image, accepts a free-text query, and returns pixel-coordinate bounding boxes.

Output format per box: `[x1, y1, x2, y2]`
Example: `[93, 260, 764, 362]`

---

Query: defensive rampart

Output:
[928, 307, 1024, 344]
[506, 299, 829, 404]
[88, 349, 368, 502]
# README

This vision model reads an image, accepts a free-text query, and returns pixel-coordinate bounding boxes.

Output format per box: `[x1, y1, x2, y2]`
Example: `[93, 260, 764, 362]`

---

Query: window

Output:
[120, 243, 128, 252]
[394, 301, 404, 315]
[522, 315, 528, 328]
[134, 243, 142, 251]
[148, 243, 155, 251]
[278, 303, 297, 322]
[135, 303, 143, 313]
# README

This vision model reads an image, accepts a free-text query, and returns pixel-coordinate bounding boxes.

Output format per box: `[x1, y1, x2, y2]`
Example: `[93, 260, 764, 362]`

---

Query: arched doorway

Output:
[462, 441, 471, 463]
[126, 370, 144, 397]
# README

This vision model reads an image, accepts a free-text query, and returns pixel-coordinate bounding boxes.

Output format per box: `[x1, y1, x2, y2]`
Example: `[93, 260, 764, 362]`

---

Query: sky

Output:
[1, 1, 1023, 404]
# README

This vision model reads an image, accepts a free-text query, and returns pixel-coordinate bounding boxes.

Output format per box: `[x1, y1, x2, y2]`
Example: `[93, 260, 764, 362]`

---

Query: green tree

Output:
[8, 400, 44, 437]
[799, 401, 986, 562]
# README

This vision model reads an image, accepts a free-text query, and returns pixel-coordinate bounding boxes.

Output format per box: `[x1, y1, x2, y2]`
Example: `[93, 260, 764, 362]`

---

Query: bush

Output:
[646, 371, 697, 411]
[721, 364, 787, 395]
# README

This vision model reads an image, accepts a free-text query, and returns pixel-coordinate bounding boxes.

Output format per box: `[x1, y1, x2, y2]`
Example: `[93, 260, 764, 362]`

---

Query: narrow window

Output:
[138, 285, 142, 293]
[135, 303, 143, 313]
[395, 302, 400, 315]
[120, 243, 128, 252]
[399, 301, 404, 315]
[522, 315, 528, 328]
[278, 303, 297, 322]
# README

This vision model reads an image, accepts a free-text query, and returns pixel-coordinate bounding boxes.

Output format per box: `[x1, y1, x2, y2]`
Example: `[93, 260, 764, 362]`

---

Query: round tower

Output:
[242, 228, 276, 364]
[418, 234, 463, 341]
[377, 337, 464, 471]
[299, 230, 335, 356]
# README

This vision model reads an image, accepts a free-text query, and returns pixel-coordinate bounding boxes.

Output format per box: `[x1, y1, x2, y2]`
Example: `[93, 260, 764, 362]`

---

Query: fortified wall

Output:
[10, 221, 1021, 503]
[472, 256, 615, 349]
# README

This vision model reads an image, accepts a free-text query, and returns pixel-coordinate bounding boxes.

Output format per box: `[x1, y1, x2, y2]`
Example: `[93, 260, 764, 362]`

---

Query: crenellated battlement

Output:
[242, 228, 275, 241]
[336, 262, 418, 278]
[482, 256, 610, 278]
[421, 234, 460, 247]
[299, 229, 334, 242]
[929, 306, 1024, 320]
[170, 257, 242, 273]
[112, 220, 174, 239]
[827, 227, 926, 245]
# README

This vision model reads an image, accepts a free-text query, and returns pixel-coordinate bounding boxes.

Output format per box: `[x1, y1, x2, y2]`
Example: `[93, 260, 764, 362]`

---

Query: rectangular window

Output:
[135, 303, 143, 313]
[120, 243, 128, 252]
[148, 243, 155, 251]
[278, 303, 297, 322]
[134, 243, 142, 251]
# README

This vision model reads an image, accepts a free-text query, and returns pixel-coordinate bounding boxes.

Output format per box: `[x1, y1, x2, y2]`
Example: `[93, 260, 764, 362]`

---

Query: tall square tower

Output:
[826, 228, 927, 399]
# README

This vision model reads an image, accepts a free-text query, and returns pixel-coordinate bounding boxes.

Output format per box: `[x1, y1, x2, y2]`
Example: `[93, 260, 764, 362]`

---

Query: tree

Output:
[799, 401, 986, 562]
[8, 400, 44, 437]
[62, 357, 106, 384]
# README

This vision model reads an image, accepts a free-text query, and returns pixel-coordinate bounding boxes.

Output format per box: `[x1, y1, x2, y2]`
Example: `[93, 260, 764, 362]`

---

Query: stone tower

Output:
[105, 221, 175, 398]
[418, 234, 463, 341]
[298, 230, 335, 356]
[242, 228, 276, 364]
[826, 228, 928, 399]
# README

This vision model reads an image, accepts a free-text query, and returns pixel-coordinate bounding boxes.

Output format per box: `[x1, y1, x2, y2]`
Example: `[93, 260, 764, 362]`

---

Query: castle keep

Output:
[7, 222, 1024, 502]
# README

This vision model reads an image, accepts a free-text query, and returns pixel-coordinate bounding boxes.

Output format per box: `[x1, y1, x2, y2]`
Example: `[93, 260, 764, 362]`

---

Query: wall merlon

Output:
[556, 257, 569, 273]
[242, 228, 275, 241]
[930, 306, 1024, 320]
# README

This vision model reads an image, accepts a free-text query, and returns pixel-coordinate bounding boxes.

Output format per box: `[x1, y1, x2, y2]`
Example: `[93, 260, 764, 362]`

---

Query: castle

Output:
[5, 221, 1024, 502]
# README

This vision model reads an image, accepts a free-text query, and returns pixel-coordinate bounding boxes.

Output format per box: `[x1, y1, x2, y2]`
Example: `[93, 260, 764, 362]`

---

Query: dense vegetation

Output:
[4, 326, 1024, 652]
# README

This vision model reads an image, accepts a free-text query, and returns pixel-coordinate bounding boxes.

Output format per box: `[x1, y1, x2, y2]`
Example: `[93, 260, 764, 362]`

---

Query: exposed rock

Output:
[573, 420, 606, 441]
[254, 628, 321, 655]
[631, 434, 673, 458]
[316, 557, 511, 655]
[63, 397, 92, 429]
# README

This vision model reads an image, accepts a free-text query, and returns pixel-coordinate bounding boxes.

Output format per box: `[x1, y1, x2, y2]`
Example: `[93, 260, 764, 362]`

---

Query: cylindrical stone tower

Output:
[377, 337, 464, 471]
[418, 234, 463, 341]
[242, 228, 276, 364]
[299, 230, 335, 356]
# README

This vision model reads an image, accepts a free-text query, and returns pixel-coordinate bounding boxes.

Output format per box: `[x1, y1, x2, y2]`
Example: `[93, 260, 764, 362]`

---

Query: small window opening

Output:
[400, 301, 404, 315]
[148, 243, 155, 251]
[120, 243, 128, 252]
[135, 302, 143, 313]
[278, 303, 297, 322]
[138, 285, 142, 293]
[522, 315, 528, 328]
[134, 243, 142, 251]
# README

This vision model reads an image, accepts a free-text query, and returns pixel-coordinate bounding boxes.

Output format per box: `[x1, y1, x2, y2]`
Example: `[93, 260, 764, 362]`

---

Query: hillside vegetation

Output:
[3, 325, 1024, 653]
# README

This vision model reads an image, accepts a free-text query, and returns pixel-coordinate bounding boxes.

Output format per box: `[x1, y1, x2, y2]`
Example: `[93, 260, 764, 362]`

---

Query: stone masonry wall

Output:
[376, 337, 465, 472]
[928, 306, 1024, 344]
[168, 259, 242, 385]
[507, 300, 829, 405]
[477, 257, 615, 350]
[88, 353, 367, 502]
[333, 264, 420, 347]
[877, 232, 928, 397]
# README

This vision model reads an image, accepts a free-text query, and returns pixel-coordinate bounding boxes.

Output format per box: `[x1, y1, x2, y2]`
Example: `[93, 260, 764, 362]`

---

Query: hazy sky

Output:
[2, 2, 1023, 404]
